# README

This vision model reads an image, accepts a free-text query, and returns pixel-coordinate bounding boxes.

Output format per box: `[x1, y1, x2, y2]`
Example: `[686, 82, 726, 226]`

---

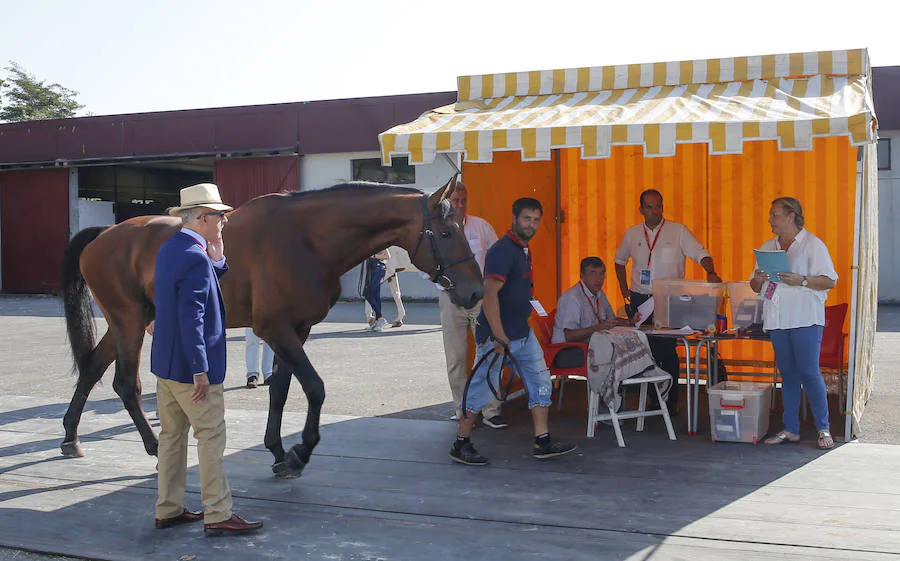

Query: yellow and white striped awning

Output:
[379, 49, 877, 165]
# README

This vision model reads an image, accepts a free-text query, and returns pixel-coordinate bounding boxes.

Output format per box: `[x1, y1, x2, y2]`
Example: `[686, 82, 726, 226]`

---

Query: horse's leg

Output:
[266, 327, 325, 478]
[262, 355, 291, 464]
[110, 323, 158, 457]
[61, 331, 116, 457]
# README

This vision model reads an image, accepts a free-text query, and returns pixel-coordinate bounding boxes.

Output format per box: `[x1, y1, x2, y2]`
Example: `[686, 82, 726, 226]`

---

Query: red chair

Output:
[532, 310, 588, 410]
[820, 303, 849, 411]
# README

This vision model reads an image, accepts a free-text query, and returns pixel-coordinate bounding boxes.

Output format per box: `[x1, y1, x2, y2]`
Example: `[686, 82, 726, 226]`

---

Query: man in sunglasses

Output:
[150, 183, 263, 536]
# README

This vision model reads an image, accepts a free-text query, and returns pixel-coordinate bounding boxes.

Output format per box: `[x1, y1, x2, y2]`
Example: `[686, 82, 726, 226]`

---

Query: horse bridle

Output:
[410, 194, 476, 290]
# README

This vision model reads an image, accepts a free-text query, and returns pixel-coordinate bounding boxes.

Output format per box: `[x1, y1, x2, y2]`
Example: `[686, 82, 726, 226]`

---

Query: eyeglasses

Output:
[203, 211, 227, 220]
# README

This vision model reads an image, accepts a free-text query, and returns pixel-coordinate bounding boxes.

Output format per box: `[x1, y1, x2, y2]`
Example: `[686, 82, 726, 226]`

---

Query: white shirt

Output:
[552, 281, 616, 343]
[752, 229, 838, 330]
[463, 215, 499, 274]
[430, 214, 498, 291]
[614, 220, 711, 295]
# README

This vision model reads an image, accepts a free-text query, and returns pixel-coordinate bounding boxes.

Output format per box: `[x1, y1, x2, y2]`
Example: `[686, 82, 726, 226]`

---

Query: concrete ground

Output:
[0, 296, 898, 560]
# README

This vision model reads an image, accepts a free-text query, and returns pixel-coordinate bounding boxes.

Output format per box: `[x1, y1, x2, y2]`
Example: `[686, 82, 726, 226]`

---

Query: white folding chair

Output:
[587, 372, 676, 448]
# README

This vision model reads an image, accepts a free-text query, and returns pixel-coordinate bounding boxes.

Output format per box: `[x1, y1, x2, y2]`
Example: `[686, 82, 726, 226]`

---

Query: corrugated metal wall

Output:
[214, 156, 301, 208]
[0, 169, 70, 293]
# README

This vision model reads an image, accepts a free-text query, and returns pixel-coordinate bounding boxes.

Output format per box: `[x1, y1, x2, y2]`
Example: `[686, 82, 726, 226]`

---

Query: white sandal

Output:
[817, 430, 835, 450]
[764, 430, 800, 445]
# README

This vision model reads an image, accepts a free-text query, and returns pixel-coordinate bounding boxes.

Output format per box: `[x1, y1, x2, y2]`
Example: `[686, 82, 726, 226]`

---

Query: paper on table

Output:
[646, 326, 696, 335]
[634, 297, 654, 328]
[754, 249, 790, 281]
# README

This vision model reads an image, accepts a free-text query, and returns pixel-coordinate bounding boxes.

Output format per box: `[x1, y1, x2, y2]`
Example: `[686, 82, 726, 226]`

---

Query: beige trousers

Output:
[155, 377, 232, 524]
[439, 291, 501, 419]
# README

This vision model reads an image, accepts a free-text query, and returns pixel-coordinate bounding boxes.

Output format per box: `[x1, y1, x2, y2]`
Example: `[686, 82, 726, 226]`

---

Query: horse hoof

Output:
[61, 440, 84, 458]
[272, 446, 308, 479]
[272, 460, 304, 479]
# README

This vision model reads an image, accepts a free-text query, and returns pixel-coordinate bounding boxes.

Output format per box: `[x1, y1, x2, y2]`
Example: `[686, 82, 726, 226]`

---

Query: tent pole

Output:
[554, 150, 562, 300]
[845, 143, 865, 442]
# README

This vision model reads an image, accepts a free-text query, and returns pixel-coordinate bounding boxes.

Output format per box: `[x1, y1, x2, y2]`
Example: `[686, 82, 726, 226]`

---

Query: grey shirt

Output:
[552, 281, 616, 343]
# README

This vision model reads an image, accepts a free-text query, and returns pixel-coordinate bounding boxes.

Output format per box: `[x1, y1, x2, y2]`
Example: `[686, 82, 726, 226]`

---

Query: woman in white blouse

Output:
[750, 197, 838, 450]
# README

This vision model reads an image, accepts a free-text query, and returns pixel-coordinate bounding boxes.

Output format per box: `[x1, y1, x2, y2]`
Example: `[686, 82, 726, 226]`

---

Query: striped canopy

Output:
[379, 49, 876, 165]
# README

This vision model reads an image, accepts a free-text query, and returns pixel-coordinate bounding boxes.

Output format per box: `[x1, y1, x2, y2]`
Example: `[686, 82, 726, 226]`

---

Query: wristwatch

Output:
[800, 276, 809, 287]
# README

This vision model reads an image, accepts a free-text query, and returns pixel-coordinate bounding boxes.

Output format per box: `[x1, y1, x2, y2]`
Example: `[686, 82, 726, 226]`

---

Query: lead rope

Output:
[460, 342, 523, 417]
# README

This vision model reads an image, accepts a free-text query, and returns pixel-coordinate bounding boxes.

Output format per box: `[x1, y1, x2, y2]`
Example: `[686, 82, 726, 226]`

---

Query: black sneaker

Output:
[533, 437, 577, 459]
[482, 415, 509, 429]
[246, 375, 258, 389]
[449, 441, 489, 466]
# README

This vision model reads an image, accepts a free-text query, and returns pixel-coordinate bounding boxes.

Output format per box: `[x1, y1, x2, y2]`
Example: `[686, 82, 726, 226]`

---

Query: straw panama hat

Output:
[168, 183, 234, 216]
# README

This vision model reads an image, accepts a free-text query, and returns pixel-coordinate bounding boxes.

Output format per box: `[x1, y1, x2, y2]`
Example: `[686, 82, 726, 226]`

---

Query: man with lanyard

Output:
[551, 257, 630, 367]
[614, 189, 721, 414]
[436, 180, 505, 428]
[449, 197, 576, 466]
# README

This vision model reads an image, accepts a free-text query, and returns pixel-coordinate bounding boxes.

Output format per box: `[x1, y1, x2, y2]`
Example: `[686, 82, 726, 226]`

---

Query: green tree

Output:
[0, 61, 84, 122]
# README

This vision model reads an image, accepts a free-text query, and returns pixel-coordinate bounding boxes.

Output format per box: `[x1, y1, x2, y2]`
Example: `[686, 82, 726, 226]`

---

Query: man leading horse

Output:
[59, 176, 483, 480]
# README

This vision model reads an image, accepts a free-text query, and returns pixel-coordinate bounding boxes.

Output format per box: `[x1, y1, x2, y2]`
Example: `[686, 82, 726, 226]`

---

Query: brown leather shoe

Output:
[155, 507, 203, 529]
[204, 513, 263, 536]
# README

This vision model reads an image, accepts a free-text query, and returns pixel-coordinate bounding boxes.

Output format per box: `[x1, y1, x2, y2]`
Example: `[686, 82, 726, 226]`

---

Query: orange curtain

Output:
[463, 151, 559, 308]
[459, 137, 856, 380]
[558, 137, 856, 370]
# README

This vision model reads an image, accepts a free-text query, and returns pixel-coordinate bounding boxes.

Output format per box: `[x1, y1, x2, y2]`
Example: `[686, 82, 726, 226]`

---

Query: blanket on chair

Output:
[587, 328, 672, 411]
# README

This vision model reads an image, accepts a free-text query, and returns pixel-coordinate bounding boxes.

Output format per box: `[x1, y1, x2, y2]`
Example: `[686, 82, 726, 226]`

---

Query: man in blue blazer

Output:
[150, 183, 263, 536]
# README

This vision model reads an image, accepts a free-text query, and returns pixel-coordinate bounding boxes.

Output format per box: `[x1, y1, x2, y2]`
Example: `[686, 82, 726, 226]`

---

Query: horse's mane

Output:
[282, 182, 422, 200]
[273, 181, 455, 219]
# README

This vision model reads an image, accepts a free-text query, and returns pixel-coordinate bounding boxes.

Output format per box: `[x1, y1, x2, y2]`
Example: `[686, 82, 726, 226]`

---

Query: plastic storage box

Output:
[708, 381, 772, 444]
[650, 279, 724, 331]
[727, 281, 764, 329]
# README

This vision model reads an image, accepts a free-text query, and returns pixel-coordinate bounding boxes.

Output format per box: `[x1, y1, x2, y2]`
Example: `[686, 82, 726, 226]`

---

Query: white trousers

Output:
[245, 328, 274, 380]
[364, 273, 405, 323]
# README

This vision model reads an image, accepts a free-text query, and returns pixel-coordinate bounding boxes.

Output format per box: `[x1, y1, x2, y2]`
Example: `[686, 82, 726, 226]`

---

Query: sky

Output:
[1, 0, 897, 118]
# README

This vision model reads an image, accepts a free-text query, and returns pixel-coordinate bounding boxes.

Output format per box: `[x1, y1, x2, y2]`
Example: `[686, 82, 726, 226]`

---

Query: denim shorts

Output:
[462, 329, 553, 413]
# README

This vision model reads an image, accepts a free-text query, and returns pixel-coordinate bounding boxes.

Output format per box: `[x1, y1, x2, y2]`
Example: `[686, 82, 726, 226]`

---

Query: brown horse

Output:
[59, 177, 483, 477]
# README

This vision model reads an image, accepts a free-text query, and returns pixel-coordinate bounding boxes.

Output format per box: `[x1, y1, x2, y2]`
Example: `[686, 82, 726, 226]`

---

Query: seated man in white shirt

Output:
[552, 257, 630, 368]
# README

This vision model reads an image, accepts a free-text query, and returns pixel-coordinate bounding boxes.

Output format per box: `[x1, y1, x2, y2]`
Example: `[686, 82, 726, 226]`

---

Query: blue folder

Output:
[753, 249, 790, 281]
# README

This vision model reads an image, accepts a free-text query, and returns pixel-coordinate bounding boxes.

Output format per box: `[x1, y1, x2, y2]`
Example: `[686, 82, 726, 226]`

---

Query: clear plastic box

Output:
[727, 281, 764, 329]
[707, 381, 772, 444]
[650, 279, 724, 331]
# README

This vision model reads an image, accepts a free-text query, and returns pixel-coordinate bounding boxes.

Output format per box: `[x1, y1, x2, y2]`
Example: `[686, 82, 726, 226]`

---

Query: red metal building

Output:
[0, 92, 455, 292]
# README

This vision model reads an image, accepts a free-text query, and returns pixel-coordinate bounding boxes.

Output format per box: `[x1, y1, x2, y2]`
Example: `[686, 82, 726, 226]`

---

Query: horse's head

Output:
[410, 176, 484, 309]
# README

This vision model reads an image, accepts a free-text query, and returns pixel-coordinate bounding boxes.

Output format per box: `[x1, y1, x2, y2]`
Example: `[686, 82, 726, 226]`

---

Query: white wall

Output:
[877, 131, 900, 303]
[300, 151, 459, 300]
[300, 150, 458, 193]
[77, 200, 116, 231]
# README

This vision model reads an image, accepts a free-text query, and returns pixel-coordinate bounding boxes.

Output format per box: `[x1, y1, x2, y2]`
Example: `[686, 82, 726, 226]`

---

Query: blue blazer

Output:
[151, 231, 228, 385]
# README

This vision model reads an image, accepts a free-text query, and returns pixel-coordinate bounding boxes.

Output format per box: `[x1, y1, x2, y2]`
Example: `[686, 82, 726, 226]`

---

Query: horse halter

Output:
[410, 194, 476, 291]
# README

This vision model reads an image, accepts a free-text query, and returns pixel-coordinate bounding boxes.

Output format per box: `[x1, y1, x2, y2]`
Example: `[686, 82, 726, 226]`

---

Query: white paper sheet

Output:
[634, 297, 654, 328]
[646, 326, 696, 335]
[530, 299, 548, 317]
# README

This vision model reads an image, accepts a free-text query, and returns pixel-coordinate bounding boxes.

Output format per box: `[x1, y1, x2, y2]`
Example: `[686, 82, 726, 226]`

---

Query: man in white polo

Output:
[438, 180, 505, 428]
[614, 189, 721, 414]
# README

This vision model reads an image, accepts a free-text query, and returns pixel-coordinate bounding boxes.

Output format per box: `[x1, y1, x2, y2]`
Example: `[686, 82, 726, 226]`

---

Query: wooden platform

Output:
[0, 393, 898, 561]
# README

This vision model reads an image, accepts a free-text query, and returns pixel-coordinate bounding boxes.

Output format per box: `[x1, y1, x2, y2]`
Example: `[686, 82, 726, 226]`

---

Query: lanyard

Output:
[578, 281, 605, 324]
[643, 219, 665, 266]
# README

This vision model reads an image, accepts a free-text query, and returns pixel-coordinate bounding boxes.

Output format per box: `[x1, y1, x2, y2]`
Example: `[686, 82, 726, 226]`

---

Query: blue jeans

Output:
[364, 259, 385, 319]
[769, 325, 829, 434]
[463, 330, 553, 413]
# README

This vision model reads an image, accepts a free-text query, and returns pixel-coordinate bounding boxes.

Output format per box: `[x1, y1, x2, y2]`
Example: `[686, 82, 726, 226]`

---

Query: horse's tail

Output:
[60, 226, 109, 375]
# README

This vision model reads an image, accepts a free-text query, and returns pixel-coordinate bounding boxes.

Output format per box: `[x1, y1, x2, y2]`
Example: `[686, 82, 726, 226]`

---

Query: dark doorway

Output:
[78, 159, 214, 223]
